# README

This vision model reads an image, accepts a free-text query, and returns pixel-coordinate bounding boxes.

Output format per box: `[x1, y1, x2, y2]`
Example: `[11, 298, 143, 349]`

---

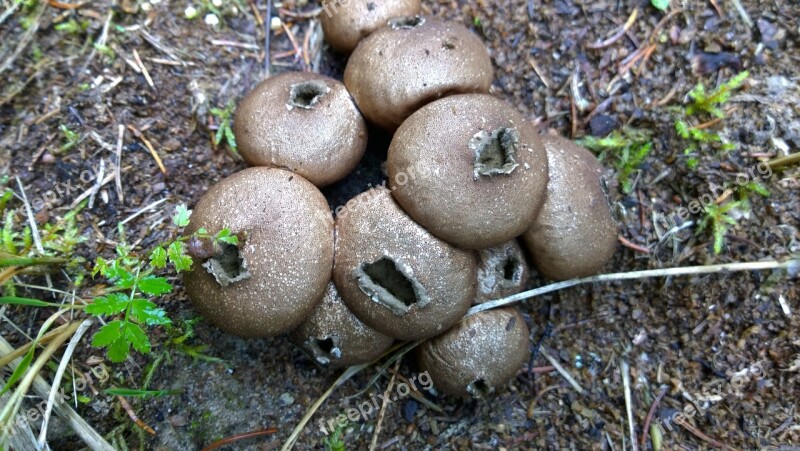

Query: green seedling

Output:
[210, 101, 238, 155]
[686, 71, 749, 119]
[697, 200, 746, 254]
[675, 120, 735, 169]
[324, 420, 349, 451]
[58, 124, 81, 153]
[578, 128, 653, 194]
[54, 18, 90, 35]
[651, 0, 669, 11]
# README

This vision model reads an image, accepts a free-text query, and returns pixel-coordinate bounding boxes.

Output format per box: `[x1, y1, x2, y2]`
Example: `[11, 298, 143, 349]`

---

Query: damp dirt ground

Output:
[1, 0, 799, 449]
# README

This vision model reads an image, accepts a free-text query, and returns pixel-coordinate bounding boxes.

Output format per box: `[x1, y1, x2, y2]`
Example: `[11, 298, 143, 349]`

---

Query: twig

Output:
[114, 124, 124, 203]
[132, 49, 155, 90]
[0, 322, 72, 368]
[119, 198, 168, 226]
[619, 235, 650, 253]
[202, 428, 278, 451]
[766, 152, 800, 172]
[281, 22, 302, 63]
[127, 125, 166, 175]
[640, 386, 668, 448]
[539, 349, 584, 394]
[621, 360, 638, 451]
[38, 319, 93, 448]
[729, 0, 753, 28]
[88, 159, 105, 209]
[528, 58, 551, 88]
[369, 358, 400, 451]
[116, 395, 155, 435]
[468, 259, 799, 316]
[264, 0, 272, 74]
[674, 415, 736, 450]
[587, 9, 638, 49]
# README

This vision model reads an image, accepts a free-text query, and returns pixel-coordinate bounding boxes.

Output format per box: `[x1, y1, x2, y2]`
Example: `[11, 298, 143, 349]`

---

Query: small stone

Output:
[163, 138, 181, 152]
[169, 415, 187, 427]
[589, 115, 617, 137]
[279, 392, 294, 406]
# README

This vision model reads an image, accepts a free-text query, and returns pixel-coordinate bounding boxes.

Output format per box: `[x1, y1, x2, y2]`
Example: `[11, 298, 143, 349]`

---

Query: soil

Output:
[1, 0, 799, 450]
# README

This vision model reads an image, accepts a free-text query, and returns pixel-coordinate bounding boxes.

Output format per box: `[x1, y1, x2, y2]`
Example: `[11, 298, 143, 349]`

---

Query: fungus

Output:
[332, 187, 476, 341]
[416, 307, 531, 398]
[523, 134, 618, 280]
[182, 168, 334, 338]
[474, 240, 530, 304]
[233, 71, 368, 187]
[320, 0, 421, 54]
[344, 16, 493, 131]
[387, 94, 549, 250]
[290, 282, 394, 367]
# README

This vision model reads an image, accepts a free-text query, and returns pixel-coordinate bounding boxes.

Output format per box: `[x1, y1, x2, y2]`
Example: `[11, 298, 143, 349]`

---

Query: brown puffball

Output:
[291, 282, 394, 367]
[344, 16, 492, 131]
[474, 240, 530, 304]
[320, 0, 421, 54]
[523, 135, 618, 280]
[388, 94, 549, 250]
[183, 168, 334, 338]
[416, 307, 530, 398]
[333, 187, 476, 341]
[233, 71, 367, 187]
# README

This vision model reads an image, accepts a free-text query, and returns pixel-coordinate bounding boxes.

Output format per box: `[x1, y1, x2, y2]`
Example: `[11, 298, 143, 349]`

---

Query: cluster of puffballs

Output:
[183, 0, 619, 398]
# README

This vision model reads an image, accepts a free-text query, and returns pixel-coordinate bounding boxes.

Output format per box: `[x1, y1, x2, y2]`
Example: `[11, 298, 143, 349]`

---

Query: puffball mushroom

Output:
[387, 94, 549, 250]
[233, 71, 367, 187]
[290, 282, 394, 367]
[523, 135, 618, 280]
[333, 187, 477, 341]
[320, 0, 421, 54]
[416, 307, 530, 398]
[474, 240, 530, 304]
[183, 168, 334, 338]
[344, 16, 493, 131]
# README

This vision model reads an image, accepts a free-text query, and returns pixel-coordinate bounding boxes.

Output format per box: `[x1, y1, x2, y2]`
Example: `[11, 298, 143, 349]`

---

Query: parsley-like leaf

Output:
[86, 293, 130, 316]
[138, 276, 172, 296]
[173, 205, 192, 228]
[150, 246, 167, 269]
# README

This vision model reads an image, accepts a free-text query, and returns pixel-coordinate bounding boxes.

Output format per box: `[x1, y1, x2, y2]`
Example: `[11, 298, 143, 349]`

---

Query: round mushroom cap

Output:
[183, 168, 334, 338]
[474, 240, 530, 304]
[320, 0, 421, 54]
[387, 94, 549, 250]
[344, 16, 492, 131]
[416, 307, 530, 398]
[333, 187, 476, 341]
[233, 71, 368, 187]
[291, 282, 394, 367]
[523, 135, 618, 280]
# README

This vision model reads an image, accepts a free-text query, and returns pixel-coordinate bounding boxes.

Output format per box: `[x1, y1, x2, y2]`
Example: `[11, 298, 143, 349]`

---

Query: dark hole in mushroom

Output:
[501, 256, 520, 282]
[354, 257, 431, 315]
[288, 80, 330, 109]
[316, 337, 335, 354]
[202, 242, 252, 287]
[389, 16, 425, 30]
[470, 127, 521, 179]
[467, 378, 491, 397]
[307, 335, 341, 365]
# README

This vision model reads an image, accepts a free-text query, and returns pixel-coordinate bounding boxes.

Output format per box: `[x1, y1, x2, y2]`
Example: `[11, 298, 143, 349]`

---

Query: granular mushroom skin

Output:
[344, 16, 493, 131]
[290, 282, 394, 367]
[474, 240, 530, 304]
[320, 0, 421, 54]
[387, 94, 549, 250]
[183, 168, 334, 338]
[416, 307, 531, 398]
[233, 71, 367, 187]
[333, 187, 476, 341]
[523, 134, 618, 280]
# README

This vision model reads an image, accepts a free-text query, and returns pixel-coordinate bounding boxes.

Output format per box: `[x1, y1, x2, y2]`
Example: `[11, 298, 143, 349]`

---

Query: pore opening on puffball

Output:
[470, 127, 520, 179]
[202, 242, 252, 287]
[355, 257, 431, 315]
[288, 80, 330, 109]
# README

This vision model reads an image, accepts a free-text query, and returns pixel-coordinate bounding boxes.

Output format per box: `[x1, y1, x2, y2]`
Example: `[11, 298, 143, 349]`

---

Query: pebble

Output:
[279, 392, 294, 406]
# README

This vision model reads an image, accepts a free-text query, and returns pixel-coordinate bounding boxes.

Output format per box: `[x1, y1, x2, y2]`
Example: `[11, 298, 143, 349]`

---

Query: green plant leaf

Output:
[92, 320, 124, 347]
[138, 276, 171, 296]
[651, 0, 669, 11]
[86, 293, 130, 316]
[107, 337, 130, 362]
[173, 205, 191, 228]
[123, 322, 151, 354]
[168, 241, 193, 272]
[0, 296, 53, 307]
[1, 346, 35, 395]
[150, 246, 167, 269]
[104, 387, 181, 398]
[130, 299, 171, 326]
[216, 229, 238, 245]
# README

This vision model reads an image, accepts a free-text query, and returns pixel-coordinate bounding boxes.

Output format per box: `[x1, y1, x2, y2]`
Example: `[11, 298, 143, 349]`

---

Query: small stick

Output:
[281, 22, 302, 63]
[540, 349, 584, 394]
[674, 415, 736, 450]
[640, 386, 668, 448]
[202, 428, 277, 451]
[619, 235, 650, 254]
[528, 58, 551, 88]
[264, 0, 272, 74]
[116, 395, 156, 435]
[47, 0, 87, 9]
[119, 198, 168, 226]
[587, 8, 638, 49]
[621, 360, 638, 451]
[127, 125, 167, 175]
[369, 358, 400, 451]
[132, 49, 155, 90]
[302, 21, 313, 69]
[766, 152, 800, 172]
[114, 124, 124, 203]
[247, 0, 263, 26]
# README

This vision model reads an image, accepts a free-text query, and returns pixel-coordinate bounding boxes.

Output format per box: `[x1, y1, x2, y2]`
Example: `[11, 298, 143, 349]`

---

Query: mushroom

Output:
[523, 134, 618, 280]
[474, 240, 530, 304]
[333, 187, 476, 341]
[320, 0, 421, 54]
[233, 71, 368, 187]
[344, 16, 493, 131]
[183, 168, 334, 338]
[416, 307, 530, 398]
[290, 282, 394, 367]
[387, 94, 549, 250]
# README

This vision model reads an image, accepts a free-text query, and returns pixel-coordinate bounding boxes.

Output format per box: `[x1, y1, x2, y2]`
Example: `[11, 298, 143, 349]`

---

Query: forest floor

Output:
[0, 0, 798, 449]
